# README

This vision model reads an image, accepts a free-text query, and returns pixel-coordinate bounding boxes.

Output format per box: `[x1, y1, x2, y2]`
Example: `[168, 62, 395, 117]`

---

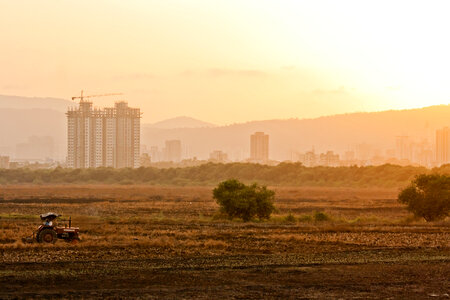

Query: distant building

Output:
[250, 132, 269, 163]
[412, 139, 433, 167]
[436, 127, 450, 165]
[164, 140, 182, 162]
[319, 151, 340, 167]
[0, 156, 10, 169]
[149, 146, 161, 162]
[395, 136, 412, 161]
[296, 150, 342, 167]
[67, 100, 140, 168]
[297, 151, 317, 167]
[209, 150, 228, 163]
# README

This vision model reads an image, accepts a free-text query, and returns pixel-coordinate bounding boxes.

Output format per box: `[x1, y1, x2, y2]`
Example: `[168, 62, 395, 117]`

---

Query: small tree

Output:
[398, 174, 450, 221]
[213, 179, 275, 221]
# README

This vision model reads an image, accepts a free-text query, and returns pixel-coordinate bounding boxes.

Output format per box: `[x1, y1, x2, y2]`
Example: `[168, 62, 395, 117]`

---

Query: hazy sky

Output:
[1, 1, 449, 124]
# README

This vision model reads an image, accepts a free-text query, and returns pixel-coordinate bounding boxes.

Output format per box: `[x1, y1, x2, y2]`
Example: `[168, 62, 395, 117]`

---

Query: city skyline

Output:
[1, 99, 450, 168]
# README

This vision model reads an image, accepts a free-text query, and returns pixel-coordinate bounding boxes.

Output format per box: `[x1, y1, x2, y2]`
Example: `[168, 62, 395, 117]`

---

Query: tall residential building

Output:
[164, 140, 182, 162]
[67, 101, 140, 168]
[436, 127, 450, 165]
[250, 132, 269, 163]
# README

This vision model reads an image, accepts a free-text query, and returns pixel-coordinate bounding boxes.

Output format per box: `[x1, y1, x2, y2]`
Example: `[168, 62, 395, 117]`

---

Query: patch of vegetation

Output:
[398, 174, 450, 221]
[283, 213, 296, 223]
[213, 179, 276, 222]
[313, 211, 330, 222]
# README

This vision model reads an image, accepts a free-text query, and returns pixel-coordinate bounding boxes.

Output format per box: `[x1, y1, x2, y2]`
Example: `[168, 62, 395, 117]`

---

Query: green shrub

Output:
[213, 179, 276, 221]
[283, 213, 296, 223]
[313, 211, 330, 221]
[398, 174, 450, 221]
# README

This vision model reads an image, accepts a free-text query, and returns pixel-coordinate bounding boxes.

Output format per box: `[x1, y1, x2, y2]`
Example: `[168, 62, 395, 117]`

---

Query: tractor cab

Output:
[40, 212, 59, 227]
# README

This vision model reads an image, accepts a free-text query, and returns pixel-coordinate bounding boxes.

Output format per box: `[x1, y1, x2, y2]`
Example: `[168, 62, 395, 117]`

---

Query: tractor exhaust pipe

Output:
[69, 216, 72, 228]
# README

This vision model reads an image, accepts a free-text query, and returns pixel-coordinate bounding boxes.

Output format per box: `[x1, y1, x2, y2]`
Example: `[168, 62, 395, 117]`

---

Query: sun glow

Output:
[0, 0, 449, 123]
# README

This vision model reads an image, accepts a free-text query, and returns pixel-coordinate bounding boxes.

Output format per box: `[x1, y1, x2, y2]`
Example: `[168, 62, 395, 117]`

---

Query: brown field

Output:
[0, 185, 449, 299]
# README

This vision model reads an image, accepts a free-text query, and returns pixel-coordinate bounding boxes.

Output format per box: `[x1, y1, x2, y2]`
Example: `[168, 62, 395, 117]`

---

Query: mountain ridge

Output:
[1, 93, 448, 125]
[0, 94, 74, 112]
[145, 116, 216, 129]
[142, 104, 450, 161]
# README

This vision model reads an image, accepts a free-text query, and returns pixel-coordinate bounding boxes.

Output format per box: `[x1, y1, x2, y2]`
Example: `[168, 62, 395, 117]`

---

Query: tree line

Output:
[2, 162, 450, 187]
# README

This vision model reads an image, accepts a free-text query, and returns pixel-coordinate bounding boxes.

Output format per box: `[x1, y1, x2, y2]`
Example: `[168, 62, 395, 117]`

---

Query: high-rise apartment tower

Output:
[67, 101, 140, 168]
[250, 132, 269, 163]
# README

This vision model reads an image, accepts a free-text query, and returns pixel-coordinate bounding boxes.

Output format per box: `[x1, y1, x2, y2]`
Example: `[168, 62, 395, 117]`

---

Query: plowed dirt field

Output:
[0, 185, 449, 299]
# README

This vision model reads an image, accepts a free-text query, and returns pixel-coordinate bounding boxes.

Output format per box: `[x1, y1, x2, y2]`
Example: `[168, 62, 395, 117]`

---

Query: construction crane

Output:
[71, 90, 123, 102]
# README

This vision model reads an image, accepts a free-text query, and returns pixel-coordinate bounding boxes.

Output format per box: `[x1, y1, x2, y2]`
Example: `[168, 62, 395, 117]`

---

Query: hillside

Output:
[0, 94, 73, 112]
[0, 108, 66, 159]
[145, 116, 216, 129]
[0, 95, 72, 159]
[142, 105, 450, 161]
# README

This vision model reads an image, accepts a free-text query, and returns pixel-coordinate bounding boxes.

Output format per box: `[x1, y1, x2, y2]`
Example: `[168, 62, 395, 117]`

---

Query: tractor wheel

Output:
[37, 229, 57, 244]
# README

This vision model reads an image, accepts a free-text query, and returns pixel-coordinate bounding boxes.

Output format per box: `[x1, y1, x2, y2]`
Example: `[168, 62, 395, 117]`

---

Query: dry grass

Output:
[0, 185, 448, 258]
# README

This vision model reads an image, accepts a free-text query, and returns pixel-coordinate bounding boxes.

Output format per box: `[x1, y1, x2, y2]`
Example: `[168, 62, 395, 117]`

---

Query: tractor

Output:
[22, 212, 81, 244]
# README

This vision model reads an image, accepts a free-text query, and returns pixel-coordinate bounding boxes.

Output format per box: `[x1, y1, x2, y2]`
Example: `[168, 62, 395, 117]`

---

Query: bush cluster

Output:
[213, 179, 275, 221]
[398, 174, 450, 221]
